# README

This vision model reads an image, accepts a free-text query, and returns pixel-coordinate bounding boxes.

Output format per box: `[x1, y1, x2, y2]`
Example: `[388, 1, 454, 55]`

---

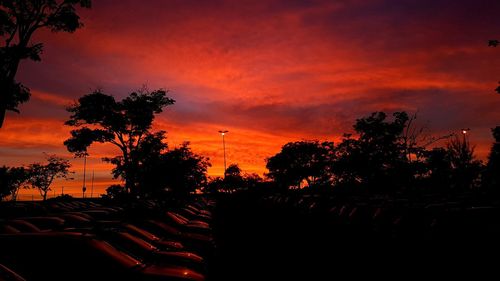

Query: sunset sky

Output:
[2, 0, 500, 198]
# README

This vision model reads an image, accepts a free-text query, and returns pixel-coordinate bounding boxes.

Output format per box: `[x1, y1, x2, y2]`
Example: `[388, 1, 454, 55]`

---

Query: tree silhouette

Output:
[0, 0, 91, 128]
[225, 163, 242, 178]
[0, 167, 12, 200]
[483, 126, 500, 192]
[206, 164, 263, 193]
[445, 134, 483, 191]
[488, 40, 499, 47]
[399, 112, 453, 162]
[422, 147, 453, 192]
[27, 155, 72, 201]
[225, 164, 263, 191]
[221, 164, 244, 192]
[0, 165, 29, 201]
[266, 140, 334, 190]
[108, 130, 168, 195]
[103, 184, 127, 200]
[138, 142, 210, 199]
[64, 88, 175, 195]
[333, 112, 414, 192]
[261, 111, 494, 197]
[483, 126, 500, 191]
[204, 176, 223, 194]
[241, 172, 263, 190]
[262, 111, 488, 195]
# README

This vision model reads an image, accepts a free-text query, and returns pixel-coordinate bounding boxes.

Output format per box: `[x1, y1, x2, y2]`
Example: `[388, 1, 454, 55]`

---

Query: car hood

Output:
[143, 265, 204, 281]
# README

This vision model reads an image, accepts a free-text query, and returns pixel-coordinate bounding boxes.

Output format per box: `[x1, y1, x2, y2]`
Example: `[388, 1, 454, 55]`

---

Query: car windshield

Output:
[119, 232, 158, 251]
[90, 239, 142, 269]
[125, 224, 159, 241]
[166, 212, 187, 224]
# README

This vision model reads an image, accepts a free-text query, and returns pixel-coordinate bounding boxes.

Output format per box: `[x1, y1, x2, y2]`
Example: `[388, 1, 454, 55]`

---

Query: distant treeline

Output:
[260, 111, 500, 196]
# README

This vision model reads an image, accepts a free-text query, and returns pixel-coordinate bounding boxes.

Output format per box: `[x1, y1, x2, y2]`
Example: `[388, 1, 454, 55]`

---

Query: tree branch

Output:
[5, 25, 18, 47]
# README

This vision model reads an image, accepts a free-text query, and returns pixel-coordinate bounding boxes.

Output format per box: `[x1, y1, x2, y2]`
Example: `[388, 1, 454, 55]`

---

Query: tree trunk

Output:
[124, 156, 139, 196]
[1, 45, 28, 128]
[11, 189, 18, 201]
[0, 85, 7, 128]
[125, 179, 133, 194]
[125, 171, 135, 196]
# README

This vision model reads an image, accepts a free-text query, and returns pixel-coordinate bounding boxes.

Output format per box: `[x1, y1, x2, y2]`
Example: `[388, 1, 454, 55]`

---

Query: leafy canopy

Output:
[266, 140, 335, 189]
[0, 165, 29, 201]
[0, 0, 91, 127]
[27, 154, 72, 201]
[64, 88, 175, 194]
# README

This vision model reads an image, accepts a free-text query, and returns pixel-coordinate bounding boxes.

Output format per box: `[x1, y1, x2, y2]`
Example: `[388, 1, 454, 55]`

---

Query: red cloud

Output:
[5, 0, 500, 196]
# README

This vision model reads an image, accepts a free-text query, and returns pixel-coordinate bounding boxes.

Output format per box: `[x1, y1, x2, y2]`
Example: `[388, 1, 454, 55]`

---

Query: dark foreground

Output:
[2, 192, 500, 280]
[0, 198, 214, 281]
[213, 192, 500, 280]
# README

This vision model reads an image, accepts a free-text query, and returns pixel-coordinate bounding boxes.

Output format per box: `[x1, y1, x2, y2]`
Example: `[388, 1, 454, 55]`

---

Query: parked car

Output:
[99, 230, 205, 273]
[0, 232, 205, 281]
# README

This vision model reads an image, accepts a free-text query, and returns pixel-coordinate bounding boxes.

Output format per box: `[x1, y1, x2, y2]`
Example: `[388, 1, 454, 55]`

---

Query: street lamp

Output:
[218, 130, 229, 178]
[82, 154, 87, 198]
[461, 128, 470, 142]
[90, 170, 94, 198]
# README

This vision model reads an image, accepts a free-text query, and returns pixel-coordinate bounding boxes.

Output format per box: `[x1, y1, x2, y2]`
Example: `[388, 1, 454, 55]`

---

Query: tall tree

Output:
[266, 140, 334, 189]
[0, 0, 91, 128]
[64, 88, 175, 195]
[223, 163, 263, 192]
[225, 163, 242, 178]
[138, 142, 210, 198]
[222, 163, 244, 191]
[0, 165, 29, 201]
[333, 112, 414, 192]
[27, 155, 72, 201]
[107, 130, 168, 195]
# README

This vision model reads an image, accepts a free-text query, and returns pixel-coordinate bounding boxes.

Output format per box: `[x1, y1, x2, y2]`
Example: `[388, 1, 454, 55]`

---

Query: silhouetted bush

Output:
[102, 184, 127, 200]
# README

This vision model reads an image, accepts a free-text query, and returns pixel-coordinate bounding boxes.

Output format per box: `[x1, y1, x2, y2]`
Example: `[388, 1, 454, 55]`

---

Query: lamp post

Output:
[82, 154, 87, 198]
[461, 128, 470, 143]
[218, 130, 229, 178]
[90, 170, 94, 198]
